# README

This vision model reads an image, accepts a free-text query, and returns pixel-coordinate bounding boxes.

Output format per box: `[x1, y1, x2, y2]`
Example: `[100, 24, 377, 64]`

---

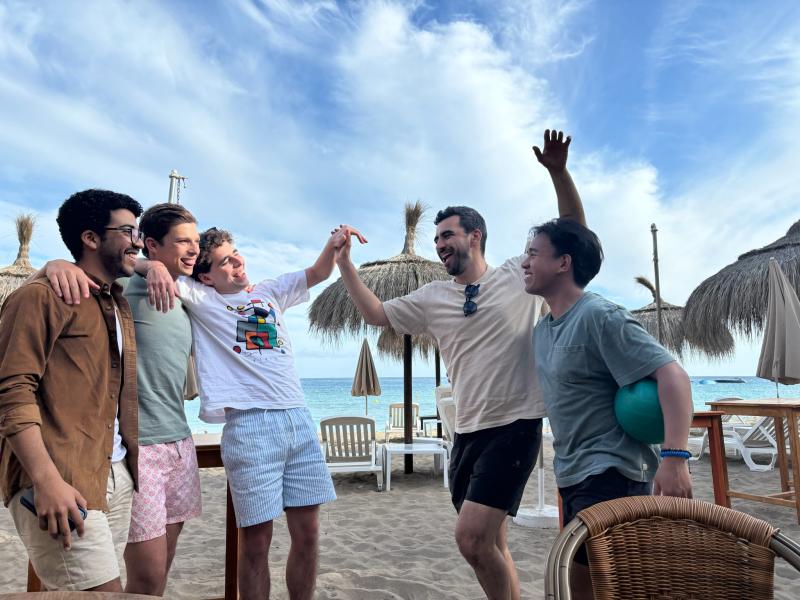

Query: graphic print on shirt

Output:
[227, 299, 286, 355]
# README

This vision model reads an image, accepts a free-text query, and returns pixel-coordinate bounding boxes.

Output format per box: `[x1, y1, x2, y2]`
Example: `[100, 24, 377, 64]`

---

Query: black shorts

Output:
[448, 418, 542, 517]
[559, 468, 652, 565]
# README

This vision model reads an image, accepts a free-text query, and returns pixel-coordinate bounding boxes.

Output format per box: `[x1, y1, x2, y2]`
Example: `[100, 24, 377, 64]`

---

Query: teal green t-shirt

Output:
[123, 275, 193, 445]
[534, 292, 675, 488]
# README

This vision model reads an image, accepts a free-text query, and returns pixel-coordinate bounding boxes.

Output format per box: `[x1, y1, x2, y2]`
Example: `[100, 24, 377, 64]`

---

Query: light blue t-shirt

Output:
[534, 292, 675, 488]
[123, 275, 193, 445]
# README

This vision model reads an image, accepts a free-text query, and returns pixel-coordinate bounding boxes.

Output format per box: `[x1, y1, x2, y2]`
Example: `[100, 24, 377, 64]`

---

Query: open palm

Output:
[533, 129, 571, 172]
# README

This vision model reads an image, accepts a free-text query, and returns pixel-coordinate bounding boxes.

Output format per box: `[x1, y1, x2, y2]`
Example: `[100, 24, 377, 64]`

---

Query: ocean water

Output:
[183, 376, 796, 434]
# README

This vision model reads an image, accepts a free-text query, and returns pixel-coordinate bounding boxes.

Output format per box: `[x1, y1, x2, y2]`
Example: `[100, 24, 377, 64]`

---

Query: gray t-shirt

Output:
[123, 274, 193, 445]
[534, 292, 674, 488]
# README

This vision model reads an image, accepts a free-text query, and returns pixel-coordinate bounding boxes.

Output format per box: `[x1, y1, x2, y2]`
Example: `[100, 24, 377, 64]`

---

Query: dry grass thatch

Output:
[631, 276, 688, 358]
[308, 201, 449, 361]
[683, 220, 800, 355]
[0, 214, 37, 311]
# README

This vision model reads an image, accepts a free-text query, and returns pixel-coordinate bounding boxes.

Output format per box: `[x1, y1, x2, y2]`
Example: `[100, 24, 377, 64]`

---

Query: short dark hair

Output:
[434, 206, 487, 254]
[531, 218, 603, 288]
[139, 203, 197, 258]
[57, 189, 143, 260]
[193, 227, 234, 281]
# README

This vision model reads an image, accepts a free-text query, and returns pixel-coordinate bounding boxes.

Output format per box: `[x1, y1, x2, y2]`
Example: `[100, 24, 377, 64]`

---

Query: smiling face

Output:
[521, 232, 569, 296]
[145, 221, 200, 279]
[97, 208, 144, 279]
[434, 215, 480, 277]
[197, 241, 249, 294]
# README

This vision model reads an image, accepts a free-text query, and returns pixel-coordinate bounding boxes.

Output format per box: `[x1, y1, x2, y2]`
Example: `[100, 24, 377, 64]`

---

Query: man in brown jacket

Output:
[0, 189, 142, 591]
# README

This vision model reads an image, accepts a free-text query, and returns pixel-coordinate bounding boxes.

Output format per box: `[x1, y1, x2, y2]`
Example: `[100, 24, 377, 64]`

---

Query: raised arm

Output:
[334, 231, 390, 327]
[651, 361, 693, 498]
[305, 225, 367, 288]
[533, 129, 586, 227]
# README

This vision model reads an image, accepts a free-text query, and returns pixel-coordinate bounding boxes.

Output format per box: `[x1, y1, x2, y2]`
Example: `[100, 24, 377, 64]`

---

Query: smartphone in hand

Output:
[19, 487, 87, 532]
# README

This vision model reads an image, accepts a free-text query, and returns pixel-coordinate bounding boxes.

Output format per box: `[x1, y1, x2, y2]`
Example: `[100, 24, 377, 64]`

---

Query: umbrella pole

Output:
[404, 334, 414, 474]
[651, 223, 664, 343]
[435, 347, 443, 438]
[365, 395, 368, 416]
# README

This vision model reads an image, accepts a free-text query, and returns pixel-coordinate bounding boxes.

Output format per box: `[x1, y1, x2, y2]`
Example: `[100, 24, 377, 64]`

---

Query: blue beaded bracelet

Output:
[660, 448, 691, 459]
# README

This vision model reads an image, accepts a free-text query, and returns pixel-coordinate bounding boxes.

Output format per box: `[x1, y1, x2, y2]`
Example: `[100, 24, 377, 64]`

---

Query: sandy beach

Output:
[2, 438, 799, 599]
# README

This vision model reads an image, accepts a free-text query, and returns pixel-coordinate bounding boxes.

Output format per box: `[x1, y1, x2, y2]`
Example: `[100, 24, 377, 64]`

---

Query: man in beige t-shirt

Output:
[336, 130, 586, 600]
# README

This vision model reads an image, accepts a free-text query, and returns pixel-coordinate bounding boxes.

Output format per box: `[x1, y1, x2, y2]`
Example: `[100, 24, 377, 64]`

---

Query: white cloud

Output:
[2, 0, 799, 380]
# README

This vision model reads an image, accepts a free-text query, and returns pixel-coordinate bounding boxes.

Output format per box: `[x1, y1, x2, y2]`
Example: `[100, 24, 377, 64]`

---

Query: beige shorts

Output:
[8, 460, 134, 591]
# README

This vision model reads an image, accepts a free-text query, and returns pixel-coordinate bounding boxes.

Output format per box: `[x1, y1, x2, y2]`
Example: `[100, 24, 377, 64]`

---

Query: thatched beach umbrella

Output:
[0, 214, 37, 313]
[631, 276, 687, 359]
[309, 202, 449, 472]
[684, 220, 800, 356]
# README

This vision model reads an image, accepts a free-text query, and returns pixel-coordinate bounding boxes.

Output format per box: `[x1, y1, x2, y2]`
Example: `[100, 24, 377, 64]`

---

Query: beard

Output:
[443, 246, 470, 276]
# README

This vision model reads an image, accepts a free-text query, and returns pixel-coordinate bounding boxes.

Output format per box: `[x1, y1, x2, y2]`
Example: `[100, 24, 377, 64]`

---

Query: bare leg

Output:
[124, 535, 168, 595]
[238, 521, 273, 600]
[285, 505, 320, 600]
[495, 519, 520, 600]
[455, 501, 513, 600]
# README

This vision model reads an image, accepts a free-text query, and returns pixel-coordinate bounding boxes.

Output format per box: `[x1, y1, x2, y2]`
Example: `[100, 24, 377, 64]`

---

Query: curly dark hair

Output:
[531, 218, 603, 288]
[193, 227, 234, 281]
[57, 189, 143, 260]
[139, 203, 197, 258]
[434, 206, 487, 254]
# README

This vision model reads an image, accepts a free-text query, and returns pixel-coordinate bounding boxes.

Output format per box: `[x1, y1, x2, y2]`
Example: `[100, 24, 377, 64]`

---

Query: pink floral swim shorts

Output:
[128, 436, 202, 543]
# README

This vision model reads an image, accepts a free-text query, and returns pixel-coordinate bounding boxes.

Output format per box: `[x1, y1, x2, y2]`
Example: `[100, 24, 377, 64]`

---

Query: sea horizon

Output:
[184, 375, 795, 435]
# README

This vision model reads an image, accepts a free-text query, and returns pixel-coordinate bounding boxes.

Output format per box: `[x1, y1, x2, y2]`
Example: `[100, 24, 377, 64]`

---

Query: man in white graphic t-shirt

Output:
[141, 224, 364, 600]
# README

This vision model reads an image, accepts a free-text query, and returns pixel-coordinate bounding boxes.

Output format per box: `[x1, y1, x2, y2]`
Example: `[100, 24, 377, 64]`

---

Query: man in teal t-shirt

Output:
[122, 204, 202, 596]
[522, 217, 693, 600]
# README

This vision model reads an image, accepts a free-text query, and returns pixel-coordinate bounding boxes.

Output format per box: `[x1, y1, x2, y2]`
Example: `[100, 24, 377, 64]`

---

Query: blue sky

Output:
[1, 0, 799, 378]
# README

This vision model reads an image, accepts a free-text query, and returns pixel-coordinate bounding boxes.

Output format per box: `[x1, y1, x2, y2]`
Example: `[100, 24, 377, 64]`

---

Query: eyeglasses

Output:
[463, 283, 480, 317]
[104, 227, 144, 243]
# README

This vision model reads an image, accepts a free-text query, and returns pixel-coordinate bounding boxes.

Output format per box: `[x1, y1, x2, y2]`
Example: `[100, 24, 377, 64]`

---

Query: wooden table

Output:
[27, 435, 238, 600]
[707, 398, 800, 523]
[193, 435, 238, 600]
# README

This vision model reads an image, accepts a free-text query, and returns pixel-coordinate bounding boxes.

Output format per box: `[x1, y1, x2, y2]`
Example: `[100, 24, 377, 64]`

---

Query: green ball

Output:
[614, 379, 664, 444]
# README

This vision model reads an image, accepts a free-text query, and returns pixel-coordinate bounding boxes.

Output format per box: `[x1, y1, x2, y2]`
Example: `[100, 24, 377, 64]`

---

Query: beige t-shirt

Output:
[383, 256, 545, 434]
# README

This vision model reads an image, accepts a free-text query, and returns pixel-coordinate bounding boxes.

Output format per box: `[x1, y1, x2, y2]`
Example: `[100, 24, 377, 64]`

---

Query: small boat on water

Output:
[698, 378, 746, 384]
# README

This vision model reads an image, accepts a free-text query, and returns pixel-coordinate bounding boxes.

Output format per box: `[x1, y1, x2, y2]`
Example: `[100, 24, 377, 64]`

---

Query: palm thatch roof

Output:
[631, 276, 687, 358]
[684, 219, 800, 355]
[308, 201, 449, 360]
[0, 214, 37, 312]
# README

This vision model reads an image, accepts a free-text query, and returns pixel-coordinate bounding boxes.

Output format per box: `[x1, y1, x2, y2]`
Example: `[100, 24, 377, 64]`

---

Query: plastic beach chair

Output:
[384, 402, 422, 441]
[320, 416, 384, 491]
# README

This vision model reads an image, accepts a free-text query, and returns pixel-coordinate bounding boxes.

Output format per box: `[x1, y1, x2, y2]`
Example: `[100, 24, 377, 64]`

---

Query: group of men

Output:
[0, 130, 692, 600]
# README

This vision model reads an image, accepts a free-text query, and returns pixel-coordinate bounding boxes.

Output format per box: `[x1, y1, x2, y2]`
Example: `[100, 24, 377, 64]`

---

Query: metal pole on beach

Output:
[435, 348, 443, 438]
[404, 334, 413, 473]
[651, 223, 664, 343]
[168, 170, 188, 204]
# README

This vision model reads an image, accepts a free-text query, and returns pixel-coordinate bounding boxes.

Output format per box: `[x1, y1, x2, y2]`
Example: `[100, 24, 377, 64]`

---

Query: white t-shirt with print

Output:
[383, 256, 546, 434]
[176, 270, 309, 423]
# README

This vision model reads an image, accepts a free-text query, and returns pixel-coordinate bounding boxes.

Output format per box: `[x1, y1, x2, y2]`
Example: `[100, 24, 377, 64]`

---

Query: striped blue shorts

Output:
[221, 406, 336, 527]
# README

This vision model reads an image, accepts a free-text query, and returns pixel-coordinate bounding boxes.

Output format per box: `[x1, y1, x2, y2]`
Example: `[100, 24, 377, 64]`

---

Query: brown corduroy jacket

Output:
[0, 275, 138, 510]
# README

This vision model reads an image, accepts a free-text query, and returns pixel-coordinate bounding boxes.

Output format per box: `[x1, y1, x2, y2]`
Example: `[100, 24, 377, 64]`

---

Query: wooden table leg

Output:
[225, 482, 238, 600]
[775, 416, 790, 493]
[706, 415, 731, 507]
[787, 411, 800, 524]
